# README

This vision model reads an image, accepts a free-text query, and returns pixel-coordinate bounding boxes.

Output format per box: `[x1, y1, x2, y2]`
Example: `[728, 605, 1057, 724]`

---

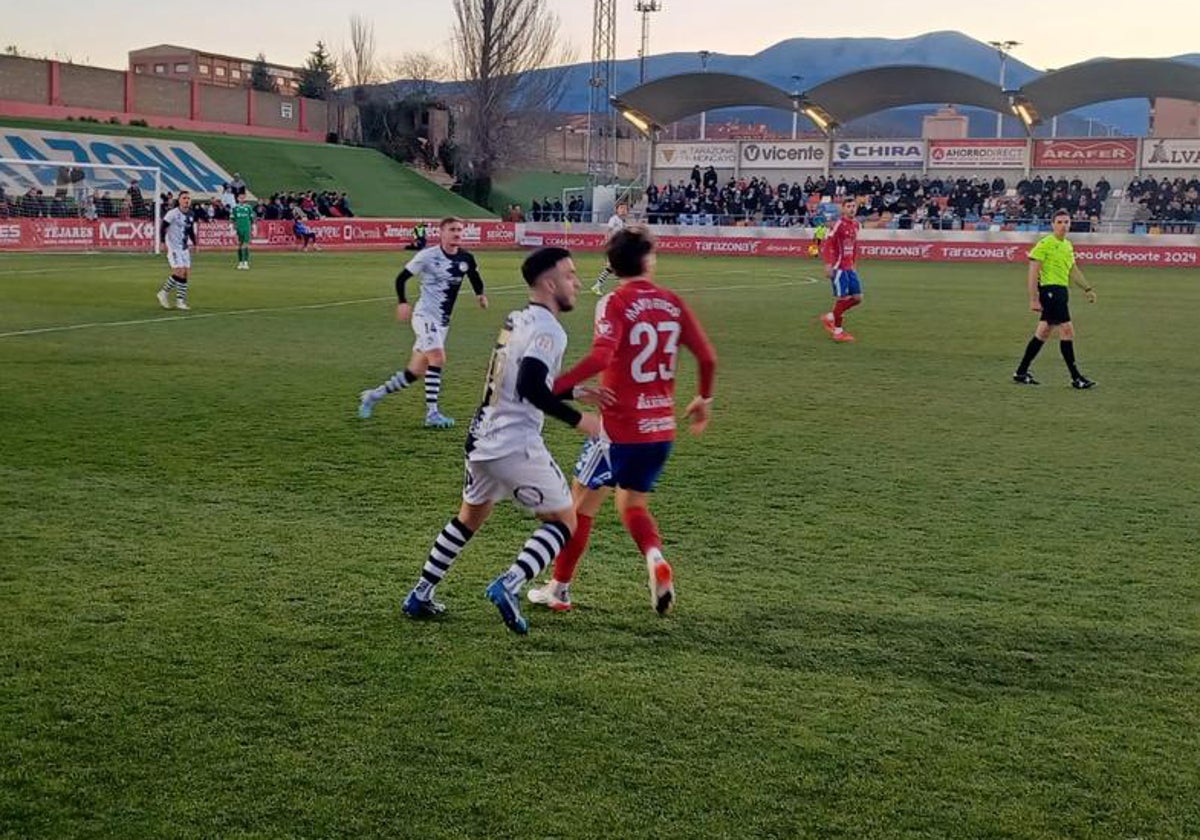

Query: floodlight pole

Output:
[989, 40, 1020, 138]
[698, 50, 711, 140]
[635, 0, 661, 85]
[790, 74, 804, 139]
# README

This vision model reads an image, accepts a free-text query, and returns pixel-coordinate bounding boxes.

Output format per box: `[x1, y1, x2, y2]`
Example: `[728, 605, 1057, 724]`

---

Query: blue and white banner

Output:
[0, 127, 235, 195]
[832, 140, 926, 169]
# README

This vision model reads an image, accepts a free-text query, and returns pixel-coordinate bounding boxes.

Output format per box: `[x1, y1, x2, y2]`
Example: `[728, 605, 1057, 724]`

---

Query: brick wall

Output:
[253, 90, 299, 130]
[0, 55, 49, 104]
[132, 74, 190, 117]
[199, 84, 245, 125]
[60, 64, 124, 111]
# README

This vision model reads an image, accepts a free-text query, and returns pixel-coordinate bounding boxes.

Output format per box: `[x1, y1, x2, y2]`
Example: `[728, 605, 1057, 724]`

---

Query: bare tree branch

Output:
[341, 13, 379, 88]
[391, 51, 451, 100]
[450, 0, 576, 181]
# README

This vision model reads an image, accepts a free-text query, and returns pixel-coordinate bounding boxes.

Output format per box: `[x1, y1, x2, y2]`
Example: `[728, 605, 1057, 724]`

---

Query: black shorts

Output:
[1038, 285, 1071, 325]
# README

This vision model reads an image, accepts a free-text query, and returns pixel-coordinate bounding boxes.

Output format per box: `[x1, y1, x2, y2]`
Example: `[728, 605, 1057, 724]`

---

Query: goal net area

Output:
[0, 158, 162, 253]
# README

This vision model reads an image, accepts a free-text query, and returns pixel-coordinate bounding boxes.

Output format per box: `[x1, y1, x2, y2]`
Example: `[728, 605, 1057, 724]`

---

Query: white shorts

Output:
[462, 445, 572, 514]
[412, 314, 448, 353]
[166, 248, 192, 270]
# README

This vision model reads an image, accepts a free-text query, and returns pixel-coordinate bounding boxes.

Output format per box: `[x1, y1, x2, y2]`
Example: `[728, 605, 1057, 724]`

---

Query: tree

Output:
[391, 51, 450, 100]
[299, 41, 341, 100]
[450, 0, 575, 205]
[341, 14, 378, 88]
[249, 53, 275, 92]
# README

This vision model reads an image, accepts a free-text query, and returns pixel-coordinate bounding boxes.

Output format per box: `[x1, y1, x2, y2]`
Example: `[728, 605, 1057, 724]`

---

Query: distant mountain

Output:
[379, 31, 1199, 137]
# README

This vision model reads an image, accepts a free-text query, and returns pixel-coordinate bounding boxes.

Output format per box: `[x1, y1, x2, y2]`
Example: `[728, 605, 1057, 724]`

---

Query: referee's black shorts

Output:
[1038, 284, 1071, 325]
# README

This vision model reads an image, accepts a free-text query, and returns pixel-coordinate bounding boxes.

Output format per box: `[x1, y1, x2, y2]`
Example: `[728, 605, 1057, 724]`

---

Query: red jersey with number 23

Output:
[561, 278, 715, 444]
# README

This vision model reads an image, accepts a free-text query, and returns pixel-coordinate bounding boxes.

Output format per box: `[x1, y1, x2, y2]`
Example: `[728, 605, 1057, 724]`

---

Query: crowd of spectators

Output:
[528, 195, 587, 222]
[0, 173, 353, 224]
[640, 166, 1115, 232]
[1125, 175, 1200, 232]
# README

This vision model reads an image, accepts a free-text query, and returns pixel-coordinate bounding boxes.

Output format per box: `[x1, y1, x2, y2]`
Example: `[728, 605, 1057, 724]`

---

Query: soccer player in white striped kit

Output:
[358, 217, 489, 428]
[156, 191, 197, 311]
[401, 247, 606, 634]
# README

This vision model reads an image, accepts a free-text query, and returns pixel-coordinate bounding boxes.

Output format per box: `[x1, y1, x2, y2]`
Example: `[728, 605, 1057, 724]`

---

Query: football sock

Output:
[621, 505, 662, 558]
[1060, 340, 1082, 379]
[551, 513, 593, 585]
[413, 517, 474, 599]
[379, 368, 418, 398]
[425, 366, 443, 412]
[595, 266, 612, 287]
[174, 278, 188, 305]
[832, 297, 860, 328]
[1017, 336, 1044, 374]
[502, 521, 572, 594]
[160, 276, 180, 294]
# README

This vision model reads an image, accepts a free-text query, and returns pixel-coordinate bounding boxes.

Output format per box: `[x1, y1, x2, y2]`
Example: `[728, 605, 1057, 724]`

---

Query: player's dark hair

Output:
[521, 247, 572, 286]
[178, 190, 190, 197]
[439, 216, 463, 228]
[1053, 208, 1071, 220]
[607, 226, 654, 278]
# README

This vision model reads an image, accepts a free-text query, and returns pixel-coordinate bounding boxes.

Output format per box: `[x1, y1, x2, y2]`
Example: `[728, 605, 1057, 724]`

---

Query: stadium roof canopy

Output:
[611, 59, 1200, 134]
[1019, 58, 1200, 118]
[803, 65, 1013, 126]
[612, 72, 797, 127]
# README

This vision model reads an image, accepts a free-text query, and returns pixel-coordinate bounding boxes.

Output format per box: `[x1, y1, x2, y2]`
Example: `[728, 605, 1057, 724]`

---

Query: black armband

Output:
[517, 357, 582, 428]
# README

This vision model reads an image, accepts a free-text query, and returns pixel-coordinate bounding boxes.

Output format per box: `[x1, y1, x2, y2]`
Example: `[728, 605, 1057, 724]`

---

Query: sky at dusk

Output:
[1, 0, 1194, 72]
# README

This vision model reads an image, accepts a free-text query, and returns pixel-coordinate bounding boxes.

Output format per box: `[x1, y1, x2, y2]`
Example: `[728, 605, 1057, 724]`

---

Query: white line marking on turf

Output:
[1, 265, 131, 276]
[0, 278, 818, 339]
[0, 296, 392, 339]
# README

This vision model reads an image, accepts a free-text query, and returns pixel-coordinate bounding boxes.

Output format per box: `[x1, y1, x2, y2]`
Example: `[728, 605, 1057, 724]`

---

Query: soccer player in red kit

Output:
[547, 226, 716, 614]
[819, 197, 864, 343]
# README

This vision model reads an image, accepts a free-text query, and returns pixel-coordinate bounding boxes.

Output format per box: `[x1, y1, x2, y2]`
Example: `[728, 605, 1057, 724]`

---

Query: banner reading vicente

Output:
[1141, 138, 1200, 169]
[654, 142, 738, 169]
[929, 140, 1028, 169]
[1033, 139, 1137, 169]
[739, 141, 827, 170]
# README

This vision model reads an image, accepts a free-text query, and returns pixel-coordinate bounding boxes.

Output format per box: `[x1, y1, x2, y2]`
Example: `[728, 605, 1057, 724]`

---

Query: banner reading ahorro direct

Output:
[928, 139, 1028, 169]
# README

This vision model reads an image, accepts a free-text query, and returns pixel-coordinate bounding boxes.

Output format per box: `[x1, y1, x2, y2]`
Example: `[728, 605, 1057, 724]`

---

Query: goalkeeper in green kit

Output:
[232, 194, 255, 270]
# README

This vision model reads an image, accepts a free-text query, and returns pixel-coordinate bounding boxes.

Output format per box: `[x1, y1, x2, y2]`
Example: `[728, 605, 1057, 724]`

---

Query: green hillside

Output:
[0, 117, 492, 218]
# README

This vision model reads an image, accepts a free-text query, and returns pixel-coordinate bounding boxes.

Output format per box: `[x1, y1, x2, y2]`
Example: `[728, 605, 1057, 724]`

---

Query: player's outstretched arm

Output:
[517, 357, 600, 435]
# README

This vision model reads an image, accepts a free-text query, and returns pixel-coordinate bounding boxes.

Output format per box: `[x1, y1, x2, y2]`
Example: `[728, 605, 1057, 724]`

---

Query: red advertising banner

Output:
[0, 218, 520, 252]
[4, 218, 1199, 268]
[519, 230, 1200, 268]
[1032, 139, 1138, 170]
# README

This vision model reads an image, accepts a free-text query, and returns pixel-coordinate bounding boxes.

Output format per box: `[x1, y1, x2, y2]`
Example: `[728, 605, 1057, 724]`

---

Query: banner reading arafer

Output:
[928, 140, 1028, 169]
[832, 140, 925, 169]
[654, 142, 738, 169]
[1141, 138, 1200, 169]
[739, 141, 827, 170]
[1033, 139, 1137, 169]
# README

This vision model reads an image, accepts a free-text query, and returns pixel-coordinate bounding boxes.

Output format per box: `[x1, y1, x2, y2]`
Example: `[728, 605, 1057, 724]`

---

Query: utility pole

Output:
[790, 74, 804, 139]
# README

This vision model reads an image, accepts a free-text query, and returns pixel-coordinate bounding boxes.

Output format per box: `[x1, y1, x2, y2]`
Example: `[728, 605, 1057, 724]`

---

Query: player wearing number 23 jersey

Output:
[550, 226, 716, 616]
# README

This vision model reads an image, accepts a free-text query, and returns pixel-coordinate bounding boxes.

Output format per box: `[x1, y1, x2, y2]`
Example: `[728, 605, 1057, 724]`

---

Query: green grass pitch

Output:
[2, 250, 1198, 839]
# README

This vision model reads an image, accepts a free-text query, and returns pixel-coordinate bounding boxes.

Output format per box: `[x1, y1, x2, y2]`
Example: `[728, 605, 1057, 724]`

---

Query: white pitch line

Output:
[0, 277, 818, 339]
[1, 264, 131, 276]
